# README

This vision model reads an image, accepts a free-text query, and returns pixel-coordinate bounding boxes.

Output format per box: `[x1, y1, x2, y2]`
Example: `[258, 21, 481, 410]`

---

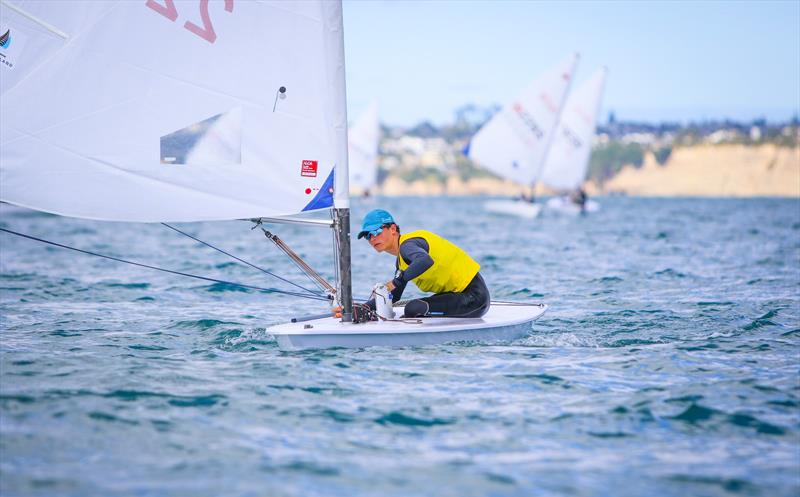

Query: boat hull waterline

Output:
[270, 303, 548, 349]
[484, 200, 543, 219]
[546, 196, 601, 214]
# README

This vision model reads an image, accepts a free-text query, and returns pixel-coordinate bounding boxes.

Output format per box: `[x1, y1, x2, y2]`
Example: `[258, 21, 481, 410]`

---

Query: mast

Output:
[325, 1, 353, 322]
[529, 52, 580, 198]
[537, 66, 609, 193]
[334, 208, 353, 322]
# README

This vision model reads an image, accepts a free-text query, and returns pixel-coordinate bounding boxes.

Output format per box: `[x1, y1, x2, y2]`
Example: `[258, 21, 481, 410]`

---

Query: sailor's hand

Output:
[332, 306, 342, 318]
[385, 281, 396, 291]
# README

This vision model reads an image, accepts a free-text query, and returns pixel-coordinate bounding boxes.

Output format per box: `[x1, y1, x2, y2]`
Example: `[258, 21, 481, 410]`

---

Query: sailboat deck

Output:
[269, 303, 547, 349]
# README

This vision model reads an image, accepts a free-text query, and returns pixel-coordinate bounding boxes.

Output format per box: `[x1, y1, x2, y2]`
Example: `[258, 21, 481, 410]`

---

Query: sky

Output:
[342, 0, 800, 127]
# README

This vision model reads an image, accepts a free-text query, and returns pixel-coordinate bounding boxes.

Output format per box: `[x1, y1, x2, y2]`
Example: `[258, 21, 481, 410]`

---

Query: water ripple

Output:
[1, 198, 798, 497]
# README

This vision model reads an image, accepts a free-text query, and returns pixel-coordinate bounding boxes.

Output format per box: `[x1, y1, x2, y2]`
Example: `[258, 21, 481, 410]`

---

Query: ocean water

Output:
[0, 196, 798, 497]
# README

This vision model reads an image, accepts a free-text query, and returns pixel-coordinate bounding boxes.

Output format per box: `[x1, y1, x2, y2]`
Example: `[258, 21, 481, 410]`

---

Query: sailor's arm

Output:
[386, 237, 432, 302]
[333, 238, 433, 316]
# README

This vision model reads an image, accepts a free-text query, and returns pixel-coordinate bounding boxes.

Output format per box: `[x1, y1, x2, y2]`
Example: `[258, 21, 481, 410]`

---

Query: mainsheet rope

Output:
[0, 227, 332, 302]
[160, 223, 323, 297]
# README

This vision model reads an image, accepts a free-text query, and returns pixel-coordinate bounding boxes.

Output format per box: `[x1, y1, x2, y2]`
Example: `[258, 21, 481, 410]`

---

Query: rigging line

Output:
[249, 219, 330, 293]
[332, 229, 341, 306]
[277, 245, 328, 293]
[491, 301, 545, 306]
[160, 223, 323, 298]
[0, 228, 331, 302]
[333, 236, 340, 298]
[331, 210, 341, 294]
[261, 229, 336, 295]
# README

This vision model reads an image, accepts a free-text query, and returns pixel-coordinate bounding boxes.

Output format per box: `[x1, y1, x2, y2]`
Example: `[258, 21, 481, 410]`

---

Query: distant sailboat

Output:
[540, 67, 608, 215]
[348, 100, 380, 198]
[0, 1, 546, 349]
[465, 53, 579, 218]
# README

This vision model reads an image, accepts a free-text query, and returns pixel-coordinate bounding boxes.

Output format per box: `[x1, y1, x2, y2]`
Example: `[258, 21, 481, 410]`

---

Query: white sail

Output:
[0, 0, 349, 222]
[348, 100, 379, 193]
[539, 67, 608, 191]
[465, 53, 579, 186]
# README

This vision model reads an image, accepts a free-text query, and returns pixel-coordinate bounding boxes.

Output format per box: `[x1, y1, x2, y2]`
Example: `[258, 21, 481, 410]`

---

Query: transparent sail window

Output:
[160, 108, 242, 166]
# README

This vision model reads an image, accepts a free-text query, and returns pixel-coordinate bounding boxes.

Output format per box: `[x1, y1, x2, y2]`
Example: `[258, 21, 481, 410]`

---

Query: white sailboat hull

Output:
[484, 200, 543, 219]
[270, 303, 547, 350]
[545, 196, 600, 214]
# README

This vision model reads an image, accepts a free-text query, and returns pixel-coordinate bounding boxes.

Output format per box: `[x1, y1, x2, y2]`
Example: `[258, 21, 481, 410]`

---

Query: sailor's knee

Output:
[476, 301, 490, 318]
[403, 299, 429, 318]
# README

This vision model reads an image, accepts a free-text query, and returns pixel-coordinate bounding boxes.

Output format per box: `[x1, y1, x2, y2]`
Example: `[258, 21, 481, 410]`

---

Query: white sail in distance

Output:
[347, 101, 380, 193]
[0, 0, 349, 222]
[465, 53, 579, 186]
[539, 67, 608, 192]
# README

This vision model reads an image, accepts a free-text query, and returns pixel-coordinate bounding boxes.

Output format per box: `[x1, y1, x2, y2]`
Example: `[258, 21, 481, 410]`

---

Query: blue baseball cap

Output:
[357, 209, 395, 239]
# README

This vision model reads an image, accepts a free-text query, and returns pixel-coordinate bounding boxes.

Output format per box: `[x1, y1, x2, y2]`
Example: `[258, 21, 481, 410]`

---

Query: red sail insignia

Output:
[301, 160, 318, 177]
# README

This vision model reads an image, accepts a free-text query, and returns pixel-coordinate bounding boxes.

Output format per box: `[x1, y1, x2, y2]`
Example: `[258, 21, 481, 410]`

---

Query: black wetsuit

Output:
[570, 189, 588, 211]
[368, 237, 490, 318]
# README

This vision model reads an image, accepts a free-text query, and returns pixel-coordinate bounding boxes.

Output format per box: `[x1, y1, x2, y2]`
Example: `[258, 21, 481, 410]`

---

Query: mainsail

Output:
[348, 100, 379, 193]
[465, 53, 579, 186]
[0, 0, 349, 222]
[538, 67, 608, 192]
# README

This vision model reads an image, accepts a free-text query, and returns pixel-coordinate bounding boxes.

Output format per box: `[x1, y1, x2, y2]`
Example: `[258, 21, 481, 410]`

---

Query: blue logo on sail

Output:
[0, 30, 11, 49]
[302, 167, 335, 211]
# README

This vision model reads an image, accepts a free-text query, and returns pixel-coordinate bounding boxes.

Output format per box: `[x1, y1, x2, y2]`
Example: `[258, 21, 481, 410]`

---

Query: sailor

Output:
[570, 188, 588, 212]
[334, 209, 490, 319]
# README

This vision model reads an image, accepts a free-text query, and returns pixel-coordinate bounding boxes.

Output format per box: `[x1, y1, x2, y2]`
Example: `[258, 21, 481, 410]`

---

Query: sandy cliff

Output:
[372, 144, 799, 197]
[603, 144, 799, 197]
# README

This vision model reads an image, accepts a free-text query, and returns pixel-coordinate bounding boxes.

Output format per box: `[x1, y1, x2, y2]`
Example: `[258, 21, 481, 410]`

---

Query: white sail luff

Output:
[538, 67, 608, 191]
[324, 0, 349, 210]
[529, 54, 580, 187]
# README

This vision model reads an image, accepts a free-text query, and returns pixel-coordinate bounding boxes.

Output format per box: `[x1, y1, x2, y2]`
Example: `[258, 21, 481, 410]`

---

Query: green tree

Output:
[654, 146, 672, 166]
[588, 142, 644, 182]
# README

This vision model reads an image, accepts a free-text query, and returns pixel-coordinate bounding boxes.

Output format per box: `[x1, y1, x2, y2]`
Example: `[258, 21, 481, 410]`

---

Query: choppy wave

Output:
[1, 197, 798, 497]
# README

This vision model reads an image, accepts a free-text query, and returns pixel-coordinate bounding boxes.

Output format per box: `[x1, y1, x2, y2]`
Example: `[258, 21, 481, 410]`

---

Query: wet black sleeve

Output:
[389, 258, 409, 303]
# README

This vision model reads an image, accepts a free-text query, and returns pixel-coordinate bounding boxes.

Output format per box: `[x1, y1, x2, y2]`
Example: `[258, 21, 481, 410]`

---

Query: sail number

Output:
[146, 0, 234, 44]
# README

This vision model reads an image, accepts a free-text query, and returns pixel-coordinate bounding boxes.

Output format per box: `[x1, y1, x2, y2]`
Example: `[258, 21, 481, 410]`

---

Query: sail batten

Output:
[1, 0, 349, 222]
[0, 0, 69, 39]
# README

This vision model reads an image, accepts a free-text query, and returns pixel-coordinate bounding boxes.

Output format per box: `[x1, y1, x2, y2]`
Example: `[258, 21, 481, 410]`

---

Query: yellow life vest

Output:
[397, 230, 480, 294]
